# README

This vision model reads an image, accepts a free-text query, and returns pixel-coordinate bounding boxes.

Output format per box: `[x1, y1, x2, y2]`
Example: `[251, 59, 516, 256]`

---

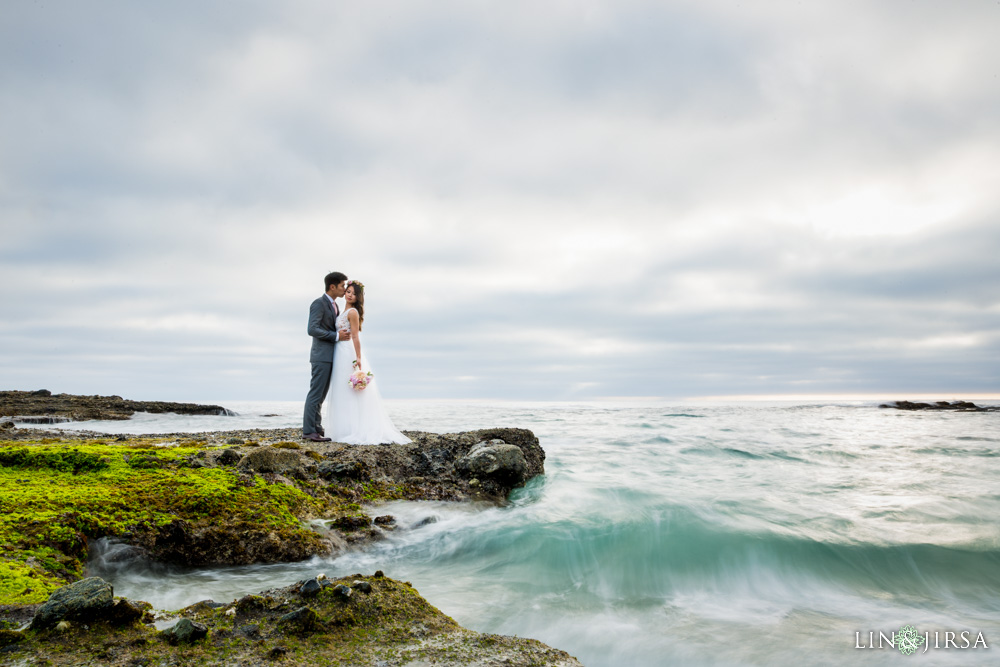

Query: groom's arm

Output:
[307, 300, 341, 343]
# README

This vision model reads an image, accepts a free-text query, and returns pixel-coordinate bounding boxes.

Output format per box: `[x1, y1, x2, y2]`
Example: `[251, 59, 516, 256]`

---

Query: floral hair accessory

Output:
[348, 279, 365, 290]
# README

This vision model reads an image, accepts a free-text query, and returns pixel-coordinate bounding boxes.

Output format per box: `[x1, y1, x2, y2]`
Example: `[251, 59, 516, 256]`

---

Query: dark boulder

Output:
[299, 579, 322, 597]
[105, 598, 149, 625]
[278, 606, 320, 634]
[237, 623, 262, 640]
[31, 577, 114, 629]
[216, 449, 242, 466]
[165, 618, 208, 645]
[332, 515, 370, 531]
[317, 460, 368, 480]
[455, 439, 529, 485]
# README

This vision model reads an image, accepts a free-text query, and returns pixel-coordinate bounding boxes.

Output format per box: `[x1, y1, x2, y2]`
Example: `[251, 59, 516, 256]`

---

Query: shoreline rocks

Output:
[2, 574, 582, 666]
[0, 390, 234, 423]
[0, 426, 546, 601]
[878, 400, 998, 412]
[0, 423, 576, 665]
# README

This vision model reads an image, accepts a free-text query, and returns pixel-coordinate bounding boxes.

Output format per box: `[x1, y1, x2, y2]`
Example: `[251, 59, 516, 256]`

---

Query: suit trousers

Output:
[303, 360, 333, 435]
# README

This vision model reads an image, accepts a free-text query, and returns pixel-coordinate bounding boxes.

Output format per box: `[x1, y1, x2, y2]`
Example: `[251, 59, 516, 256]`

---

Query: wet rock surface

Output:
[0, 390, 233, 422]
[3, 575, 582, 666]
[1, 422, 559, 663]
[164, 617, 208, 644]
[133, 516, 330, 567]
[31, 577, 114, 629]
[317, 427, 546, 503]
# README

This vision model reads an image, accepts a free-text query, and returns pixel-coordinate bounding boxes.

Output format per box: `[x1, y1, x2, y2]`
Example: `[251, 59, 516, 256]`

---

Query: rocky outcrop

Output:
[2, 428, 546, 609]
[316, 427, 545, 502]
[0, 390, 234, 422]
[5, 574, 582, 666]
[134, 518, 331, 568]
[879, 400, 998, 412]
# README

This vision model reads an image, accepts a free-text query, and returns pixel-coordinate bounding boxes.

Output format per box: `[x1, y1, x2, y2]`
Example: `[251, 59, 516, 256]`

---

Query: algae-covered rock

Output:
[237, 447, 303, 474]
[31, 577, 113, 629]
[278, 606, 320, 634]
[105, 598, 148, 625]
[2, 574, 582, 666]
[0, 628, 25, 647]
[139, 518, 329, 567]
[165, 617, 208, 644]
[216, 448, 242, 465]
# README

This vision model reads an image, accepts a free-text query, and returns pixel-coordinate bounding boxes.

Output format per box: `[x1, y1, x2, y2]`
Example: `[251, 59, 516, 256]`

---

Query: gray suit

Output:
[303, 294, 340, 435]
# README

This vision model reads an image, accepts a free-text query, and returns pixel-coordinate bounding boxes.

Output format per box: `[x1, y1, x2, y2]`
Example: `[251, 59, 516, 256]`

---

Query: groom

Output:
[302, 271, 351, 442]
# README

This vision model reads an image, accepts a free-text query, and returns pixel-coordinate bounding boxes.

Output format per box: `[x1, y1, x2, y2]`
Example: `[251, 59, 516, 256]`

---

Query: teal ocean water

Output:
[73, 400, 1000, 666]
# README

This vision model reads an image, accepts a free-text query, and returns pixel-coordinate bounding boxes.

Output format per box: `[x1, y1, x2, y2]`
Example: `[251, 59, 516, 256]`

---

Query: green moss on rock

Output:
[0, 441, 330, 604]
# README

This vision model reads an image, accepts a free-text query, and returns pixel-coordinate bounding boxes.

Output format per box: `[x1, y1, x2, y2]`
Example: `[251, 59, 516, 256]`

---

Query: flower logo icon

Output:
[896, 625, 925, 655]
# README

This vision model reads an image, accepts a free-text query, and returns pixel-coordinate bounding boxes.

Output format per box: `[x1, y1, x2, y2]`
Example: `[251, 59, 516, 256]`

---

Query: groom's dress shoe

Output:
[303, 433, 331, 442]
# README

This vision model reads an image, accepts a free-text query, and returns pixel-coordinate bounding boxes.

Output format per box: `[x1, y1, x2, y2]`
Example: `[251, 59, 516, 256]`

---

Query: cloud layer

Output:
[2, 1, 998, 400]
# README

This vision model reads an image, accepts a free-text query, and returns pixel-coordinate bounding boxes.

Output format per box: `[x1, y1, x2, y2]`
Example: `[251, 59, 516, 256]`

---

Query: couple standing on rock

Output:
[302, 271, 410, 445]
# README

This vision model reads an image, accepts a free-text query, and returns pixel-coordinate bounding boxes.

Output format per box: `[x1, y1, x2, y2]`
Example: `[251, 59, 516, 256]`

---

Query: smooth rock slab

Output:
[31, 577, 113, 629]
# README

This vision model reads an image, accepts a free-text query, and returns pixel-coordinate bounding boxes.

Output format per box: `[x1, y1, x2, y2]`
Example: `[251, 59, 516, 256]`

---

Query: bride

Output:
[326, 280, 411, 445]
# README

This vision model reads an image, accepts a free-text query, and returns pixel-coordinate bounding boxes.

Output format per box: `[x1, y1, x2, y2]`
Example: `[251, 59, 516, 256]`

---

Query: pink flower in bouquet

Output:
[349, 370, 374, 391]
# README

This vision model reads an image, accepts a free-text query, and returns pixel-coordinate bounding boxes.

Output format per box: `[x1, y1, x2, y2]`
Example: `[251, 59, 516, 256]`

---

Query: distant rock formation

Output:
[878, 400, 998, 412]
[0, 390, 234, 422]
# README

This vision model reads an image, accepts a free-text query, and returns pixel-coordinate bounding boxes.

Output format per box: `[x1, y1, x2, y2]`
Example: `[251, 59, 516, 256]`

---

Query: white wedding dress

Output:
[326, 308, 411, 445]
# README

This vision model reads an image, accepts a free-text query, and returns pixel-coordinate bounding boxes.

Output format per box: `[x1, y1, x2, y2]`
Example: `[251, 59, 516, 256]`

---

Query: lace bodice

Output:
[335, 308, 355, 334]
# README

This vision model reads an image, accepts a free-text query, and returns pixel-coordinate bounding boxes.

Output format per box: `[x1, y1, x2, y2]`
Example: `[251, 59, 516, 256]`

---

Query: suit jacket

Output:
[308, 295, 340, 363]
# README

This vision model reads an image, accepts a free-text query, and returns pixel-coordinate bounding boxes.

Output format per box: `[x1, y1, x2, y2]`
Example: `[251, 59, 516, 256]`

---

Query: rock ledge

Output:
[0, 390, 233, 422]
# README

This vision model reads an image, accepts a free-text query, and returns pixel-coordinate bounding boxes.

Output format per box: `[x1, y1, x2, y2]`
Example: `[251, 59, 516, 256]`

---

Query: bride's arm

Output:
[348, 309, 362, 370]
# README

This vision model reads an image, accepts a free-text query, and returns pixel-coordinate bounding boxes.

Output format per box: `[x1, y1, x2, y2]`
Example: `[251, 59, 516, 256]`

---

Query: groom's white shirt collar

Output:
[324, 294, 336, 307]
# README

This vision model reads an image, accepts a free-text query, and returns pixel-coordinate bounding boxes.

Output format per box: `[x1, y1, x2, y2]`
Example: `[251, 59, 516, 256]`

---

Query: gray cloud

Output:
[1, 1, 998, 401]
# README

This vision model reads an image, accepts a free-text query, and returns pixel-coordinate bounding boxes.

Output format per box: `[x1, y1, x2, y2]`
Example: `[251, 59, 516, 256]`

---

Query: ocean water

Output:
[62, 399, 1000, 666]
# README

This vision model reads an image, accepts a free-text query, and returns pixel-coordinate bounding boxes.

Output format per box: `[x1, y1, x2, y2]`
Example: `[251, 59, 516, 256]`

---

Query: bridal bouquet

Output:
[349, 370, 374, 391]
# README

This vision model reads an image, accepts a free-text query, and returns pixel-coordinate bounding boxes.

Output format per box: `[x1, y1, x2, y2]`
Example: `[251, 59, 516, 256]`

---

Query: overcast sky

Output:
[1, 0, 998, 402]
